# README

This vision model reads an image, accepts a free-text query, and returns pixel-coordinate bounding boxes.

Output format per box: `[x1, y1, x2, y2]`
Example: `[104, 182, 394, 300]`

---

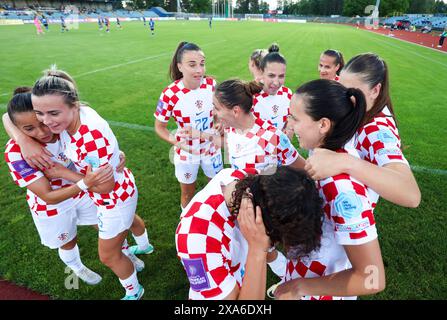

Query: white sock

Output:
[58, 245, 85, 273]
[119, 269, 140, 296]
[121, 239, 130, 256]
[132, 229, 150, 251]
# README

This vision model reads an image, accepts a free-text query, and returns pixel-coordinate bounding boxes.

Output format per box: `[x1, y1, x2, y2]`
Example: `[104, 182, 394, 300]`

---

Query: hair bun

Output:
[13, 86, 32, 95]
[246, 81, 263, 96]
[268, 43, 280, 53]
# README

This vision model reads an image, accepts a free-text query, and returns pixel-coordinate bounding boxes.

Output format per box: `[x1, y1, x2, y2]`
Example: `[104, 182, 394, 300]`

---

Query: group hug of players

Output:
[2, 41, 420, 300]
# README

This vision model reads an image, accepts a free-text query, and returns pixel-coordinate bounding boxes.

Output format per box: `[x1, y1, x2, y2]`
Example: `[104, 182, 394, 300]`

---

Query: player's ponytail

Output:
[169, 41, 202, 81]
[250, 49, 268, 70]
[323, 87, 366, 150]
[13, 87, 32, 95]
[244, 81, 263, 97]
[32, 65, 79, 108]
[260, 43, 286, 71]
[295, 79, 366, 151]
[215, 79, 262, 114]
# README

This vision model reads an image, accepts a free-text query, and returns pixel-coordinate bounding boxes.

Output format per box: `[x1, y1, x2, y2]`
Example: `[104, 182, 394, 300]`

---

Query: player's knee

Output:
[99, 250, 121, 267]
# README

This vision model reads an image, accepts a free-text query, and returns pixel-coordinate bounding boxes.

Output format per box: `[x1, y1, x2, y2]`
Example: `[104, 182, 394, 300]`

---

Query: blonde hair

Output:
[32, 65, 79, 108]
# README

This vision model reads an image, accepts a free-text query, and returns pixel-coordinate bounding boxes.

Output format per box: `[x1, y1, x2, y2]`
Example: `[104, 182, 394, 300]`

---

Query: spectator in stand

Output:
[421, 22, 432, 34]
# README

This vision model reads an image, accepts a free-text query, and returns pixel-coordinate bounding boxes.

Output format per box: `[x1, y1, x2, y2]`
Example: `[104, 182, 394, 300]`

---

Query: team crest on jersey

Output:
[195, 100, 203, 111]
[58, 233, 69, 241]
[272, 105, 279, 115]
[184, 172, 192, 180]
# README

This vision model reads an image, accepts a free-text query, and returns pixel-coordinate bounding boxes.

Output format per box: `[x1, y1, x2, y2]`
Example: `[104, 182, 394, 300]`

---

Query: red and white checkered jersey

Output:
[355, 106, 409, 206]
[4, 138, 76, 217]
[283, 146, 377, 300]
[154, 77, 220, 161]
[252, 86, 292, 131]
[225, 118, 299, 172]
[176, 168, 253, 300]
[60, 106, 136, 210]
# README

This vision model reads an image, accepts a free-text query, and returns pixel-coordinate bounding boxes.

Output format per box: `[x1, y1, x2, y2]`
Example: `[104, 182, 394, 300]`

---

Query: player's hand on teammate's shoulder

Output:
[18, 136, 53, 170]
[116, 151, 126, 173]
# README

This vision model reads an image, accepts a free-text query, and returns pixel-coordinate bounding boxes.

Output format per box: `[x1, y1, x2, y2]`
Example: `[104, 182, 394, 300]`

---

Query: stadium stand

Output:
[149, 7, 173, 17]
[0, 1, 445, 30]
[383, 14, 446, 30]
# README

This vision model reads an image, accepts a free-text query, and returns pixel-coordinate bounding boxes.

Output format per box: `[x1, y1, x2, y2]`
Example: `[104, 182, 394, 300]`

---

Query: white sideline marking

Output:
[0, 102, 445, 177]
[411, 165, 447, 176]
[373, 37, 447, 69]
[364, 31, 447, 69]
[108, 119, 447, 176]
[73, 40, 227, 78]
[107, 120, 154, 132]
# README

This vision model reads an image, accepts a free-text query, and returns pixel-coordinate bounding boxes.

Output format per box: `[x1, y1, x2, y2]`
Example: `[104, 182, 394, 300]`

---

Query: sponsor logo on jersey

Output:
[11, 160, 37, 178]
[156, 100, 165, 114]
[334, 192, 363, 219]
[182, 257, 211, 291]
[279, 134, 291, 149]
[335, 218, 371, 232]
[377, 148, 402, 156]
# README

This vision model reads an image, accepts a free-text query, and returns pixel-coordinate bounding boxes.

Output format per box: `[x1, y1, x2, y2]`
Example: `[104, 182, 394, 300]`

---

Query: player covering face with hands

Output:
[176, 166, 323, 300]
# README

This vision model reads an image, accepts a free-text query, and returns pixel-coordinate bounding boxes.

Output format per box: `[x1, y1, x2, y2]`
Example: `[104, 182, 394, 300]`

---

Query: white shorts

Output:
[72, 193, 98, 226]
[31, 193, 98, 249]
[174, 152, 223, 184]
[97, 188, 138, 240]
[32, 210, 77, 250]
